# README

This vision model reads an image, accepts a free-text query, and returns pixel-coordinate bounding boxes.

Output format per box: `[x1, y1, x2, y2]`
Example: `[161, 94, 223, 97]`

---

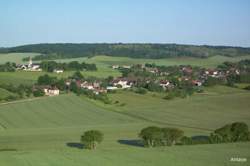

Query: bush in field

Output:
[209, 133, 224, 144]
[163, 92, 175, 100]
[135, 87, 147, 94]
[139, 126, 163, 147]
[244, 85, 250, 90]
[33, 89, 45, 97]
[139, 126, 184, 147]
[213, 122, 250, 142]
[37, 74, 57, 85]
[180, 136, 193, 145]
[81, 130, 104, 150]
[161, 128, 184, 146]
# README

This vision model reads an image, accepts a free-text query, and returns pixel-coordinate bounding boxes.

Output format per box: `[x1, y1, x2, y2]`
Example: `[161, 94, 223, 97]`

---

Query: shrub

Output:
[209, 133, 224, 144]
[135, 88, 147, 94]
[180, 136, 193, 145]
[139, 126, 163, 147]
[81, 130, 104, 150]
[213, 122, 250, 143]
[163, 92, 175, 100]
[139, 126, 184, 147]
[33, 89, 45, 97]
[244, 85, 250, 90]
[161, 128, 184, 146]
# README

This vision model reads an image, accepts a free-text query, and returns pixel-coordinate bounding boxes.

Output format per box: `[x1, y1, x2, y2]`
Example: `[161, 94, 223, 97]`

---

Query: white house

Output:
[43, 87, 60, 96]
[54, 69, 64, 73]
[80, 81, 94, 90]
[159, 80, 170, 89]
[112, 65, 119, 69]
[106, 86, 118, 90]
[112, 79, 132, 89]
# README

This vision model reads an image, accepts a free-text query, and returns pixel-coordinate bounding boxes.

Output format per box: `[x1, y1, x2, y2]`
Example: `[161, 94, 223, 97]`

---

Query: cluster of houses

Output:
[33, 85, 60, 96]
[64, 77, 136, 95]
[16, 57, 64, 73]
[17, 57, 42, 72]
[33, 62, 244, 97]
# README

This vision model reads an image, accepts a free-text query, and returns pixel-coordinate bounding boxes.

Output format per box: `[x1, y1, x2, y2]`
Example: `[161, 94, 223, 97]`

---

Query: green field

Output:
[46, 54, 250, 68]
[0, 53, 39, 64]
[0, 86, 250, 166]
[0, 53, 250, 165]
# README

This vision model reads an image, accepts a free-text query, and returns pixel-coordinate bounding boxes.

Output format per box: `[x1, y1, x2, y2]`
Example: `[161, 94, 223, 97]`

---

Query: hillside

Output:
[0, 87, 250, 166]
[1, 43, 250, 60]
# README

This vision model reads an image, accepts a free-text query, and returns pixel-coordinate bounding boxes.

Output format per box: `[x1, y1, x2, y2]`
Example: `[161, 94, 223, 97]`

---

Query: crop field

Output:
[87, 55, 250, 68]
[0, 53, 39, 64]
[0, 86, 249, 166]
[0, 53, 250, 166]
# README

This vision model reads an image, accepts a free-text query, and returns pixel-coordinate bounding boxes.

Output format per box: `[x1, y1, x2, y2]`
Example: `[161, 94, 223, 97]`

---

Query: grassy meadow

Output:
[0, 86, 250, 165]
[0, 53, 250, 166]
[0, 53, 39, 64]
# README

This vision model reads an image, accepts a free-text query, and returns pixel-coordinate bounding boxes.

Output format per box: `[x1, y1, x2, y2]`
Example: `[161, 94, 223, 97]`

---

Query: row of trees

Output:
[0, 84, 33, 101]
[0, 62, 16, 72]
[40, 61, 97, 72]
[139, 122, 250, 147]
[79, 122, 250, 150]
[139, 127, 184, 147]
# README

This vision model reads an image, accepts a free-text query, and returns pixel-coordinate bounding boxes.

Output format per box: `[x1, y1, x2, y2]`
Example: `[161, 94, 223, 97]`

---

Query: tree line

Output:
[1, 43, 250, 60]
[39, 61, 97, 72]
[78, 122, 250, 150]
[0, 61, 97, 72]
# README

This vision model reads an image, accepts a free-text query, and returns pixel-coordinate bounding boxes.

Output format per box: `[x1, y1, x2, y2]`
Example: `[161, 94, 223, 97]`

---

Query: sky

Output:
[0, 0, 250, 47]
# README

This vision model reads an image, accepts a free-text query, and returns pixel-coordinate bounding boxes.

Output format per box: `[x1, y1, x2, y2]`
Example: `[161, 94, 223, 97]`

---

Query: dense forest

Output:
[1, 43, 250, 60]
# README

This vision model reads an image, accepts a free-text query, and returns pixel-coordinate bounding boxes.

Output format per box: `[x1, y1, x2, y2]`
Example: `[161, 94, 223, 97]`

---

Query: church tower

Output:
[28, 57, 33, 68]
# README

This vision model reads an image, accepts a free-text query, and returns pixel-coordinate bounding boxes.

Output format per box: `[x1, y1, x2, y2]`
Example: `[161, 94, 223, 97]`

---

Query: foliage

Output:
[3, 43, 250, 60]
[212, 122, 250, 143]
[139, 126, 184, 147]
[0, 84, 33, 101]
[244, 85, 250, 90]
[204, 77, 225, 87]
[180, 136, 193, 145]
[33, 89, 45, 97]
[40, 61, 97, 72]
[81, 130, 104, 150]
[37, 74, 57, 85]
[0, 62, 16, 72]
[134, 87, 147, 94]
[161, 128, 184, 146]
[139, 126, 163, 147]
[70, 71, 84, 80]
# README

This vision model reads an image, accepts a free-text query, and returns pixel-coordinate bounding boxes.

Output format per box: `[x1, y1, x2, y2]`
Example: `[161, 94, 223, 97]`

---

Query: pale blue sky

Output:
[0, 0, 250, 47]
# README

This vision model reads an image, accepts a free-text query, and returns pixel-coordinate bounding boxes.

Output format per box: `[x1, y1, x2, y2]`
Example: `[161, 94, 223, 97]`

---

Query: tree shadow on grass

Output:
[66, 142, 84, 149]
[117, 139, 144, 148]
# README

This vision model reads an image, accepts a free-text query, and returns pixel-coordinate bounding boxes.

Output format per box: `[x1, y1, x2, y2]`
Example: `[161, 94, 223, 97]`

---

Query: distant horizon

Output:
[1, 42, 250, 49]
[1, 0, 250, 47]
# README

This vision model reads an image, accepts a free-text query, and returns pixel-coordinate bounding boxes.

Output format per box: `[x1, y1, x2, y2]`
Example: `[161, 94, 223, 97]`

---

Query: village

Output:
[1, 57, 248, 100]
[16, 57, 64, 73]
[37, 60, 246, 98]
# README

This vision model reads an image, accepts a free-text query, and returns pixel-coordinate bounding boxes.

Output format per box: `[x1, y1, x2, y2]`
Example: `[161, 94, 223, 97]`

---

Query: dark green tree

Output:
[81, 130, 104, 150]
[139, 126, 163, 147]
